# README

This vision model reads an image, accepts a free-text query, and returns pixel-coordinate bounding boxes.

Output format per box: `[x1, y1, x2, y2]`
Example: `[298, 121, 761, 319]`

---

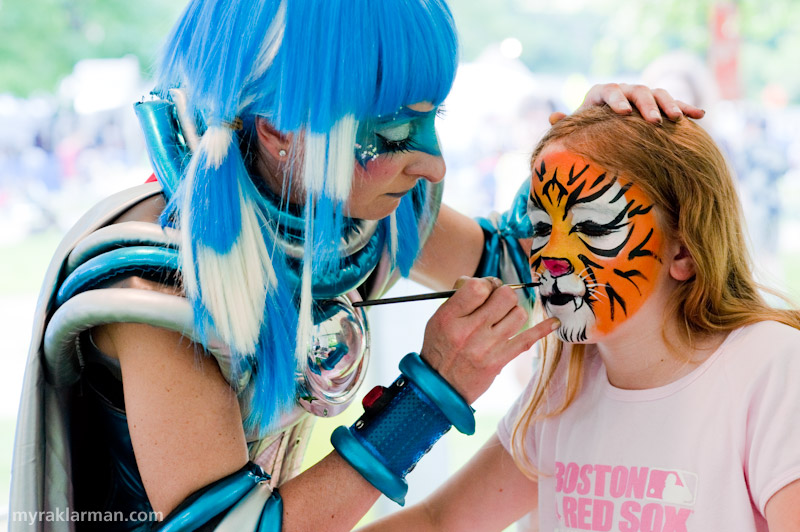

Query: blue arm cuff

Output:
[331, 354, 476, 506]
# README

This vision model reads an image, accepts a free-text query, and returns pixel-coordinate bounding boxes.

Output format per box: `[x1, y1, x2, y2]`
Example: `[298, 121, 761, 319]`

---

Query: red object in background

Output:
[146, 174, 157, 183]
[710, 2, 741, 100]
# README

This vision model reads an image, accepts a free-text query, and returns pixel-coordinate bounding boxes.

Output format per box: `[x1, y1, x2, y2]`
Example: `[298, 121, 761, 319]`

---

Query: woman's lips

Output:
[385, 190, 411, 199]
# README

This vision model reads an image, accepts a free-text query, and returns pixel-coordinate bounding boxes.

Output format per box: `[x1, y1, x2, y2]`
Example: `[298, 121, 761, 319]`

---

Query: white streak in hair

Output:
[389, 212, 399, 267]
[303, 132, 327, 195]
[180, 126, 233, 298]
[203, 126, 233, 170]
[295, 255, 313, 371]
[247, 0, 286, 83]
[180, 128, 277, 354]
[326, 115, 356, 201]
[180, 153, 201, 300]
[170, 88, 200, 151]
[295, 203, 314, 370]
[195, 194, 276, 354]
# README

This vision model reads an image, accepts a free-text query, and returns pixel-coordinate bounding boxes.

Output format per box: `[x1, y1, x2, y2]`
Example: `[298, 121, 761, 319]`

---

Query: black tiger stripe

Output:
[562, 180, 586, 221]
[590, 173, 607, 189]
[567, 163, 590, 185]
[610, 182, 633, 203]
[606, 283, 628, 321]
[529, 191, 545, 211]
[535, 160, 547, 182]
[543, 169, 569, 206]
[628, 203, 653, 217]
[613, 268, 647, 295]
[578, 254, 603, 286]
[579, 224, 634, 258]
[628, 228, 655, 260]
[567, 174, 618, 212]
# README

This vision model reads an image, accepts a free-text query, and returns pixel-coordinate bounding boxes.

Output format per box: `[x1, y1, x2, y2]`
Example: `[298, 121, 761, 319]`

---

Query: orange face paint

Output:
[529, 151, 664, 342]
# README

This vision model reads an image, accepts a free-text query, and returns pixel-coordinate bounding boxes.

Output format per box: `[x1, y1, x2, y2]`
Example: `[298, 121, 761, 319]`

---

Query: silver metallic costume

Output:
[9, 93, 532, 530]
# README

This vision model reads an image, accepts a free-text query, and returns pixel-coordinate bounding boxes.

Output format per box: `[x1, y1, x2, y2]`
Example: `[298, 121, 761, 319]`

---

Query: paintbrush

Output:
[352, 281, 542, 308]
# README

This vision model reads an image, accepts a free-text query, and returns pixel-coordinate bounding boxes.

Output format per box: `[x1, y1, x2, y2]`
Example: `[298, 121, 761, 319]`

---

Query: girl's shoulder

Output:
[725, 320, 800, 354]
[715, 320, 800, 380]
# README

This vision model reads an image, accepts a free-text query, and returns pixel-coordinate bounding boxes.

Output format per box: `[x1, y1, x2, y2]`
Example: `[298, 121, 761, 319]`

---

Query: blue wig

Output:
[155, 0, 458, 433]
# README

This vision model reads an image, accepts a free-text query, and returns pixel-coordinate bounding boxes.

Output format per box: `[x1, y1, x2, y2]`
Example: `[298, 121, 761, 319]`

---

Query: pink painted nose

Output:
[543, 258, 573, 278]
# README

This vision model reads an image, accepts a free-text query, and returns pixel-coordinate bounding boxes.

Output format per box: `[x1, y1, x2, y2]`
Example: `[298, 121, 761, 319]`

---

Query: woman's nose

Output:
[408, 153, 446, 184]
[543, 258, 573, 278]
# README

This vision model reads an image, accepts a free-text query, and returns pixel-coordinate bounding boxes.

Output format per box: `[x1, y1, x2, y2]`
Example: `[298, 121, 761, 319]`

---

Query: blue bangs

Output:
[368, 0, 459, 116]
[156, 0, 280, 123]
[254, 0, 458, 133]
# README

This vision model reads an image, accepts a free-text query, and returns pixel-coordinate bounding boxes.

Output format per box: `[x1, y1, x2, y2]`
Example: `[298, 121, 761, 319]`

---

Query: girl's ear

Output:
[255, 117, 292, 160]
[669, 243, 696, 281]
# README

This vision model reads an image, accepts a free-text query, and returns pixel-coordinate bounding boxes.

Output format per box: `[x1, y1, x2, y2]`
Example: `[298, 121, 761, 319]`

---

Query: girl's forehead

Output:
[531, 150, 611, 193]
[530, 149, 652, 212]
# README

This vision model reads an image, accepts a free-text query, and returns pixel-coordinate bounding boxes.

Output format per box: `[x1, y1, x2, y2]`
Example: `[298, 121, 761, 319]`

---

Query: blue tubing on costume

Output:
[156, 462, 281, 531]
[56, 246, 180, 306]
[134, 100, 188, 200]
[331, 353, 475, 506]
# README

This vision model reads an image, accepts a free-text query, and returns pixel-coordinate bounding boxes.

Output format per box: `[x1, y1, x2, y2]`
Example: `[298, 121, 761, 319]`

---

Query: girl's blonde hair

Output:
[511, 106, 800, 478]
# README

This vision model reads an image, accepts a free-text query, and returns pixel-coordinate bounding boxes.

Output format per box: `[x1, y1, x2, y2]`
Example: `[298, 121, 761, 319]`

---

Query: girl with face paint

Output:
[361, 107, 800, 531]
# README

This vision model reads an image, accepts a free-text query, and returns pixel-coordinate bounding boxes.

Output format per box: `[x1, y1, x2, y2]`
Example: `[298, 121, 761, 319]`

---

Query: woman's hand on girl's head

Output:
[549, 83, 706, 125]
[419, 276, 559, 404]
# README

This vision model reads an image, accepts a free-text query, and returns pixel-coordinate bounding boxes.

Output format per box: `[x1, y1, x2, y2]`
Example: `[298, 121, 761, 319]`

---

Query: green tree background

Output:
[0, 0, 185, 96]
[2, 0, 799, 103]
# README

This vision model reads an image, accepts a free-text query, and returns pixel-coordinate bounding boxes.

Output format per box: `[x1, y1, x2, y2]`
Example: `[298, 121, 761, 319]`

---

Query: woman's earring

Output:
[278, 149, 287, 157]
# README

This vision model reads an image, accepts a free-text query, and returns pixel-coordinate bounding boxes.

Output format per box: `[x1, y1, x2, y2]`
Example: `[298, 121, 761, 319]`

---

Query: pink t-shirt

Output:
[497, 321, 800, 531]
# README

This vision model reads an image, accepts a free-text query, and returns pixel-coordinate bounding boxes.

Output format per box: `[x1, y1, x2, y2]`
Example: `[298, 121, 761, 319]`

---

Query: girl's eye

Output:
[533, 222, 552, 237]
[573, 221, 613, 237]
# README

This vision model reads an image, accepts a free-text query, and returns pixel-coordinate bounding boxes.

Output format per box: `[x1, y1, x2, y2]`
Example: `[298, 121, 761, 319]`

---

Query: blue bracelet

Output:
[399, 353, 475, 435]
[332, 353, 475, 505]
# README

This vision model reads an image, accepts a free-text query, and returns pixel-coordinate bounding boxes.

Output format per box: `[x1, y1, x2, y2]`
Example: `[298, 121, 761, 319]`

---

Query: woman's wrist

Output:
[331, 353, 475, 505]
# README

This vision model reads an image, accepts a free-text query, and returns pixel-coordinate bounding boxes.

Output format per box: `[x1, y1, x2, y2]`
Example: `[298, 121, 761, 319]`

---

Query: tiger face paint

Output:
[528, 150, 664, 343]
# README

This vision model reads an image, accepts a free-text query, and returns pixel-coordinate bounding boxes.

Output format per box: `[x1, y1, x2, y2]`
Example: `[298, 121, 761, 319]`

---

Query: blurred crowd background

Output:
[1, 0, 799, 529]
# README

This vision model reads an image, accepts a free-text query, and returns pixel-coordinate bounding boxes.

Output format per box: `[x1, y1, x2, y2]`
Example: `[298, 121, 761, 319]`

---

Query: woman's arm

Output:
[98, 277, 557, 529]
[358, 434, 539, 532]
[100, 320, 382, 529]
[765, 478, 800, 531]
[411, 204, 485, 291]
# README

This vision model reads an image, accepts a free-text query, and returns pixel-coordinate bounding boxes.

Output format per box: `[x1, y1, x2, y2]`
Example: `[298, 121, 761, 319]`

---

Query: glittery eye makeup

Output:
[376, 122, 411, 142]
[355, 106, 441, 165]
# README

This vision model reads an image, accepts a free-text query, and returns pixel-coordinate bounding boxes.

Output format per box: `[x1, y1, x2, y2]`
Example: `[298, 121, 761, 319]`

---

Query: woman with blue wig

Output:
[9, 1, 702, 530]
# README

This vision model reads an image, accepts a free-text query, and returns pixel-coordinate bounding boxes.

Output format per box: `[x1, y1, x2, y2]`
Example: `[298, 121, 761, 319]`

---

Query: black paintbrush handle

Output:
[352, 281, 541, 308]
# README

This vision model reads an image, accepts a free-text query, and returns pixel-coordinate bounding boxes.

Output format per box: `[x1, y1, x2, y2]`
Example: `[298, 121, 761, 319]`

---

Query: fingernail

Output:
[551, 319, 561, 331]
[649, 110, 662, 121]
[671, 105, 681, 115]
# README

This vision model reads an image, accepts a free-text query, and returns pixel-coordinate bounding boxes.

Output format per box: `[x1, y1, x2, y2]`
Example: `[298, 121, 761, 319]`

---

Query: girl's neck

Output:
[594, 315, 727, 390]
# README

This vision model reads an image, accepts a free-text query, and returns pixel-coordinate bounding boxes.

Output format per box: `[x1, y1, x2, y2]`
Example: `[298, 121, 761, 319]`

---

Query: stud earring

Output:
[278, 149, 287, 157]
